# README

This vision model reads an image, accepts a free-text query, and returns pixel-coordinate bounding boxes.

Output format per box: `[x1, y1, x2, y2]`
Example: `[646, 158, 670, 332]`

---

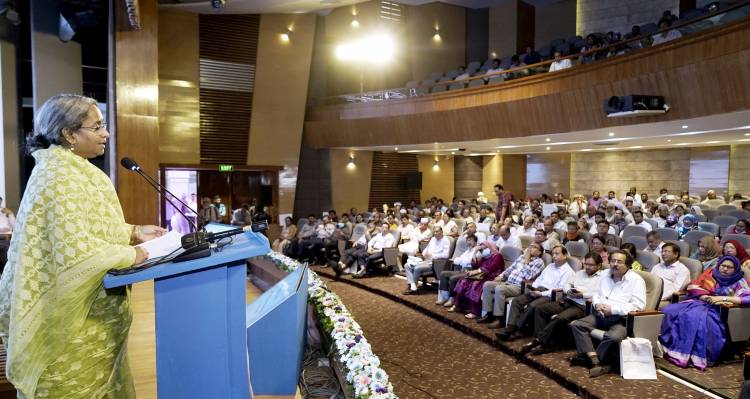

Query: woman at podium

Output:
[0, 94, 166, 398]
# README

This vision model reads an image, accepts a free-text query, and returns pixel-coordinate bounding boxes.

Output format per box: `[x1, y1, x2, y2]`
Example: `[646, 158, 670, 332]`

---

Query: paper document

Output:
[136, 230, 183, 260]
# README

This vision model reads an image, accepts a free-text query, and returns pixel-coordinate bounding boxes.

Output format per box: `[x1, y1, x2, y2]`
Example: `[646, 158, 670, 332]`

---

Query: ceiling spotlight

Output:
[347, 155, 356, 169]
[545, 146, 551, 151]
[280, 31, 291, 42]
[545, 138, 551, 142]
[682, 125, 688, 129]
[351, 19, 359, 28]
[432, 158, 440, 170]
[667, 139, 672, 142]
[608, 132, 615, 137]
[394, 147, 398, 151]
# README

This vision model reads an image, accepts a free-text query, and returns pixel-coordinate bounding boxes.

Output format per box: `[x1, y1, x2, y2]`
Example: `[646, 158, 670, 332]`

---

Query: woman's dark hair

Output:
[27, 94, 97, 154]
[620, 242, 637, 258]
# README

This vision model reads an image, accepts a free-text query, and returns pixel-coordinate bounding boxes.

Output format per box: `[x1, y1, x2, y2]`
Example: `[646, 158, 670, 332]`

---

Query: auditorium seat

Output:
[623, 235, 648, 251]
[636, 250, 660, 271]
[445, 70, 460, 79]
[501, 246, 523, 265]
[487, 75, 504, 85]
[680, 256, 703, 281]
[718, 204, 740, 214]
[655, 228, 678, 242]
[567, 255, 581, 272]
[467, 79, 485, 88]
[449, 81, 466, 91]
[721, 234, 750, 250]
[622, 225, 648, 239]
[564, 241, 588, 260]
[466, 61, 481, 73]
[712, 216, 738, 236]
[702, 209, 718, 221]
[727, 209, 750, 220]
[704, 199, 726, 208]
[431, 83, 448, 93]
[665, 240, 690, 260]
[428, 71, 442, 81]
[684, 230, 714, 253]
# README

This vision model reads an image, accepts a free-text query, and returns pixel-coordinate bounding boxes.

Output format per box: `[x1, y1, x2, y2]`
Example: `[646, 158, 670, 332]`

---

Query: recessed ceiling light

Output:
[451, 151, 455, 154]
[496, 145, 519, 149]
[394, 147, 398, 151]
[629, 146, 643, 149]
[682, 125, 689, 129]
[608, 132, 615, 137]
[606, 147, 616, 151]
[580, 149, 592, 152]
[667, 139, 672, 142]
[705, 140, 721, 144]
[740, 139, 750, 142]
[677, 143, 691, 146]
[545, 138, 551, 142]
[545, 146, 550, 150]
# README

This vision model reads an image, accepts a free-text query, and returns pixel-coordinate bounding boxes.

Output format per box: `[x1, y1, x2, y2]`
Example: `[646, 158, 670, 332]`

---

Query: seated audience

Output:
[398, 218, 432, 257]
[723, 239, 750, 267]
[548, 50, 572, 72]
[489, 225, 521, 250]
[484, 58, 504, 81]
[515, 216, 537, 237]
[437, 234, 480, 305]
[655, 205, 671, 228]
[534, 229, 559, 253]
[542, 218, 561, 243]
[506, 55, 528, 79]
[652, 17, 682, 45]
[570, 250, 646, 377]
[523, 45, 542, 65]
[676, 214, 699, 239]
[692, 235, 722, 271]
[403, 227, 450, 293]
[620, 243, 644, 271]
[659, 255, 750, 370]
[272, 216, 297, 253]
[354, 223, 395, 277]
[334, 224, 370, 276]
[496, 245, 574, 341]
[292, 214, 318, 258]
[592, 220, 619, 247]
[589, 234, 610, 265]
[477, 243, 546, 329]
[727, 219, 750, 236]
[397, 215, 416, 243]
[455, 66, 470, 80]
[580, 34, 603, 64]
[651, 243, 691, 301]
[300, 215, 335, 263]
[521, 252, 604, 355]
[449, 243, 505, 318]
[646, 231, 665, 259]
[563, 221, 585, 244]
[230, 203, 252, 226]
[441, 212, 459, 238]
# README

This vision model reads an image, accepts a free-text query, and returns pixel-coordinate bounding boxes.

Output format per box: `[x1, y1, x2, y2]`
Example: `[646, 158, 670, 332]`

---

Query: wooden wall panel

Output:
[571, 149, 691, 198]
[729, 144, 750, 195]
[368, 152, 419, 210]
[198, 14, 259, 164]
[526, 153, 570, 198]
[304, 19, 750, 148]
[418, 155, 455, 203]
[689, 147, 729, 197]
[454, 156, 483, 200]
[115, 0, 159, 226]
[502, 154, 527, 200]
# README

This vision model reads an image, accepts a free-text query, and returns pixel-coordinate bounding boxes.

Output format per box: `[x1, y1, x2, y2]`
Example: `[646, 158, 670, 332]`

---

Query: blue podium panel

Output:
[104, 227, 271, 399]
[246, 266, 308, 396]
[155, 261, 249, 398]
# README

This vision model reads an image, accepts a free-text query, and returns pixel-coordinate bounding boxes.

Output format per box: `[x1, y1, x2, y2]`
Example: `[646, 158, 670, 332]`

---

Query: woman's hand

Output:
[137, 225, 167, 242]
[134, 246, 149, 265]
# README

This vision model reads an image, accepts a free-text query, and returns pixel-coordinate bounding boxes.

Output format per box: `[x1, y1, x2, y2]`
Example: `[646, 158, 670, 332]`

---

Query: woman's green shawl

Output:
[0, 146, 137, 398]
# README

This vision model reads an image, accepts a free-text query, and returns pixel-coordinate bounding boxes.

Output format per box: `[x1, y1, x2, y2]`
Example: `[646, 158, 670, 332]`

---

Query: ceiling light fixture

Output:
[545, 146, 551, 151]
[682, 125, 688, 129]
[394, 147, 398, 151]
[580, 149, 592, 152]
[608, 132, 615, 137]
[545, 138, 551, 142]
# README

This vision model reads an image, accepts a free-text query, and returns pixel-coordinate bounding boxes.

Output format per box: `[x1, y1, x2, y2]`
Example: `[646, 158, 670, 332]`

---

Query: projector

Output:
[604, 95, 669, 117]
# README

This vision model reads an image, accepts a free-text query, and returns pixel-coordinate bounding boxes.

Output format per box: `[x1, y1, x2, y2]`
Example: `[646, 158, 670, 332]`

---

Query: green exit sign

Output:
[219, 164, 233, 172]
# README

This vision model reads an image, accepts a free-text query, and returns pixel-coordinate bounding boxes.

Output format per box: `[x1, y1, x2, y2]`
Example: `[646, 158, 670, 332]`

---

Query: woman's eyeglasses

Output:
[80, 122, 108, 132]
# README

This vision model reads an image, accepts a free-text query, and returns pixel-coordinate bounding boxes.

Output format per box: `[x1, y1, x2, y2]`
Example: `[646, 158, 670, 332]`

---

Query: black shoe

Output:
[529, 345, 554, 356]
[569, 354, 592, 368]
[519, 340, 540, 355]
[330, 261, 343, 277]
[495, 327, 517, 341]
[476, 315, 496, 324]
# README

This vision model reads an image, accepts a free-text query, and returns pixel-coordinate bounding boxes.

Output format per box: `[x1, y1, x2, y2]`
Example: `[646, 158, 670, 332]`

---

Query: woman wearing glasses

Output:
[0, 94, 165, 398]
[658, 255, 750, 370]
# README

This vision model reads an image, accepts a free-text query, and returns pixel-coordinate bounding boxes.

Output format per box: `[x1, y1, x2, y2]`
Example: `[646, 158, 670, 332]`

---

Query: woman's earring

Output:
[69, 142, 75, 152]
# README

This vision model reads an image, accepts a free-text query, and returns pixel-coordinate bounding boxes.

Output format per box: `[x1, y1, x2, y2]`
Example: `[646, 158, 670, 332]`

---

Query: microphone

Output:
[120, 157, 202, 231]
[120, 157, 208, 251]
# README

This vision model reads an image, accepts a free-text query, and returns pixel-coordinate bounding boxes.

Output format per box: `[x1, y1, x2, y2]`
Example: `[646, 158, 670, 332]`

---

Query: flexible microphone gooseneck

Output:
[120, 157, 211, 263]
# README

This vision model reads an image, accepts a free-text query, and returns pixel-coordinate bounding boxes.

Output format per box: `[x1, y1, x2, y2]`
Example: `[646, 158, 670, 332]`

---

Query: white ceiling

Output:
[158, 0, 563, 15]
[341, 110, 750, 156]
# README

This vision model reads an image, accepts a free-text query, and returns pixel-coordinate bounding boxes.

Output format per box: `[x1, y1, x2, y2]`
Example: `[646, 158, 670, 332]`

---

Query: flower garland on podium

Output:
[267, 252, 398, 399]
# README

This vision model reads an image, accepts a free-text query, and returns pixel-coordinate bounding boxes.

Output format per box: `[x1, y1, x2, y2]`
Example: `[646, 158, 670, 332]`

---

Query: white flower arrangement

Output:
[266, 252, 398, 399]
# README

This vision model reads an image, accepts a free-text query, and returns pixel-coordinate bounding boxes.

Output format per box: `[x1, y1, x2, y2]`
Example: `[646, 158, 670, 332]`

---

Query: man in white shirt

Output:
[335, 225, 370, 276]
[588, 214, 616, 236]
[404, 228, 451, 294]
[398, 217, 432, 257]
[514, 216, 537, 238]
[652, 18, 682, 45]
[550, 211, 567, 232]
[454, 66, 470, 81]
[397, 215, 416, 243]
[484, 58, 504, 81]
[497, 245, 574, 341]
[522, 252, 604, 355]
[645, 231, 665, 259]
[548, 50, 572, 72]
[354, 223, 395, 277]
[655, 205, 671, 229]
[488, 226, 521, 251]
[625, 210, 653, 235]
[303, 215, 336, 263]
[437, 234, 480, 305]
[651, 243, 691, 301]
[570, 250, 646, 377]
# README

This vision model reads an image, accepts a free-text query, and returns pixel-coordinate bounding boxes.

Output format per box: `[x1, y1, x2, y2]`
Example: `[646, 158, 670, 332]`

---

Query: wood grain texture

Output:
[368, 152, 419, 210]
[115, 0, 159, 226]
[454, 156, 483, 200]
[304, 18, 750, 149]
[729, 144, 750, 195]
[526, 153, 571, 198]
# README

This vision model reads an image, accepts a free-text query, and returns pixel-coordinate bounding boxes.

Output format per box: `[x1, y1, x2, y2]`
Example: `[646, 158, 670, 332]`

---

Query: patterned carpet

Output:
[312, 265, 724, 399]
